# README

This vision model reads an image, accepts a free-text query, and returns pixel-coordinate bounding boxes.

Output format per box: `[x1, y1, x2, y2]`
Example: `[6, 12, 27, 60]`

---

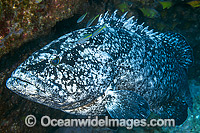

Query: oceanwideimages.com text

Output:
[25, 115, 175, 129]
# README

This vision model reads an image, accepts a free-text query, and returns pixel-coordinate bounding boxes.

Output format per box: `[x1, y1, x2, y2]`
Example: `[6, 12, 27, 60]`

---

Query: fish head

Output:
[6, 26, 114, 111]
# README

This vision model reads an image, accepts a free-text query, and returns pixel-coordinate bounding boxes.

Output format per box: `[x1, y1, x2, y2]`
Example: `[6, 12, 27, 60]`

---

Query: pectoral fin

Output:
[156, 96, 189, 125]
[105, 90, 150, 119]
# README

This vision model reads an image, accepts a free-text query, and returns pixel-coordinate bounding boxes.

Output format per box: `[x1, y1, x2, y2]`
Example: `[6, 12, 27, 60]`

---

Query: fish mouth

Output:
[6, 75, 46, 100]
[6, 68, 105, 111]
[6, 71, 58, 107]
[6, 75, 66, 109]
[6, 74, 102, 111]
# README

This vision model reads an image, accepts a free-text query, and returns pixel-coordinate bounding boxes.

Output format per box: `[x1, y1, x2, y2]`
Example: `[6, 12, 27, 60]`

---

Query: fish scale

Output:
[6, 10, 193, 125]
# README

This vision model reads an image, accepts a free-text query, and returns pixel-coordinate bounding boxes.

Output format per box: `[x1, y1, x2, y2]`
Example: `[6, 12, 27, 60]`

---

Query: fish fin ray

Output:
[105, 90, 150, 119]
[97, 10, 159, 38]
[161, 32, 193, 68]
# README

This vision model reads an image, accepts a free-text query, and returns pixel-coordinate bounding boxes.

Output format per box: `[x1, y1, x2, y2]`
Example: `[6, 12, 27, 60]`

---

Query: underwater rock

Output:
[0, 0, 87, 58]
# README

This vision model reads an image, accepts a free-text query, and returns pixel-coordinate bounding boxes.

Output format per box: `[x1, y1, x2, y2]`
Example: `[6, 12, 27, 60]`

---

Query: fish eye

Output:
[51, 57, 60, 66]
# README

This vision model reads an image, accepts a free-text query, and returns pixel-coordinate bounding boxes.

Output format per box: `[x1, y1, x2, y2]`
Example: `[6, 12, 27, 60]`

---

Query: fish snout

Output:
[6, 68, 47, 98]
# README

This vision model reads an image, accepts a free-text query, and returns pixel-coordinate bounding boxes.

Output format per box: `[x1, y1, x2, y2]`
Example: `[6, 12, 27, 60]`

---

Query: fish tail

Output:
[161, 32, 193, 68]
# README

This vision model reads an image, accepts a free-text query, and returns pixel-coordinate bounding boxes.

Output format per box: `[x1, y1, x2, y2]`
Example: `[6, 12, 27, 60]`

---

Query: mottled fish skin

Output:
[6, 26, 114, 111]
[6, 10, 193, 125]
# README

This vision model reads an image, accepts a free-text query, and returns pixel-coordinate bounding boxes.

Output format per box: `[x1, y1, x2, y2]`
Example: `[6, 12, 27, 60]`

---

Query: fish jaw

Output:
[7, 64, 45, 93]
[5, 66, 66, 109]
[6, 77, 39, 96]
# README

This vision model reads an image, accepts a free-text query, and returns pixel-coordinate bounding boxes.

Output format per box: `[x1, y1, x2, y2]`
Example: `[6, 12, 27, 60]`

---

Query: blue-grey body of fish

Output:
[6, 10, 193, 125]
[77, 12, 87, 23]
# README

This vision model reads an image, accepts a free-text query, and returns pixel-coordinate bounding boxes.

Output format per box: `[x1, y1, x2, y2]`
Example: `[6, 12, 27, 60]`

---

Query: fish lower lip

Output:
[6, 77, 104, 111]
[6, 76, 40, 95]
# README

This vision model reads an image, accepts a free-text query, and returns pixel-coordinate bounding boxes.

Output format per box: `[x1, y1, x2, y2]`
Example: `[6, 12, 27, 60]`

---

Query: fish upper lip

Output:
[6, 72, 47, 93]
[6, 73, 104, 110]
[6, 76, 41, 99]
[6, 76, 40, 92]
[6, 76, 101, 110]
[12, 76, 41, 90]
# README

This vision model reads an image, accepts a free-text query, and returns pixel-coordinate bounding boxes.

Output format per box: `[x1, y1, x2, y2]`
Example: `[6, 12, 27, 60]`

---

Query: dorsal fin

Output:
[97, 11, 193, 68]
[97, 10, 159, 39]
[161, 32, 193, 68]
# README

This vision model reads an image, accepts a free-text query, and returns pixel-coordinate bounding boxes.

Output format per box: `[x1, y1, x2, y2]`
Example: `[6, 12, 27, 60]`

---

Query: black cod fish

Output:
[6, 10, 193, 125]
